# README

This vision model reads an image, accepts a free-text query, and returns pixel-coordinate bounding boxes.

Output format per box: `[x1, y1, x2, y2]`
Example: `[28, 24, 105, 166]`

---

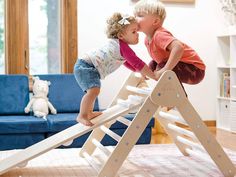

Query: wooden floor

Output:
[151, 126, 236, 151]
[1, 125, 236, 177]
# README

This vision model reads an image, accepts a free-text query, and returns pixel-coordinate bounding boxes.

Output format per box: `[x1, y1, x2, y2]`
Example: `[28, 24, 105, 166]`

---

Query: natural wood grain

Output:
[5, 0, 29, 74]
[151, 127, 236, 151]
[61, 0, 78, 73]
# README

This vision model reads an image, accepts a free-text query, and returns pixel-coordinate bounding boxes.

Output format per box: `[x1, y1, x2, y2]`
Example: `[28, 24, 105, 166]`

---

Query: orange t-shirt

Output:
[145, 27, 206, 70]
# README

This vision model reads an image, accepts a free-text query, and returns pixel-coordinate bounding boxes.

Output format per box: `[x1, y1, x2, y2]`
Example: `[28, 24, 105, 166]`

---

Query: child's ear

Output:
[117, 32, 124, 40]
[153, 17, 161, 26]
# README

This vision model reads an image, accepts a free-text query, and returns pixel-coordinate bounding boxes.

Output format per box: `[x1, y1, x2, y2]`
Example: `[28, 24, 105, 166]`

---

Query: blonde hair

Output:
[134, 0, 166, 22]
[106, 12, 136, 39]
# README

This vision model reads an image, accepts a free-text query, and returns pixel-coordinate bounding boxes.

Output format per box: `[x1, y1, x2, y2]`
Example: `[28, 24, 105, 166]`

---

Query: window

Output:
[29, 0, 61, 74]
[0, 0, 4, 74]
[5, 0, 77, 75]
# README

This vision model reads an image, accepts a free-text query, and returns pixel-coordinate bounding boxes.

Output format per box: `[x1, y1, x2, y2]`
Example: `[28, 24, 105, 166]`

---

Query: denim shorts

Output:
[74, 59, 101, 92]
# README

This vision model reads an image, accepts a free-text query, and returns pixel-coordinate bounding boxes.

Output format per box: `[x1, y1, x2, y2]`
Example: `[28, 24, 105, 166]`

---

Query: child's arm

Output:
[123, 62, 136, 72]
[140, 64, 157, 80]
[165, 40, 184, 70]
[154, 40, 184, 79]
[119, 40, 157, 80]
[124, 62, 157, 80]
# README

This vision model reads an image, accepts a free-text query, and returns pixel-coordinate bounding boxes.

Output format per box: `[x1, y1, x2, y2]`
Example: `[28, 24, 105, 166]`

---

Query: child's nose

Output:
[137, 24, 141, 31]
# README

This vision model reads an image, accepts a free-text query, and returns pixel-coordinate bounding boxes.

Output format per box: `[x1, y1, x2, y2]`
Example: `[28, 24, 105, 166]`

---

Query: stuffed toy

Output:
[24, 76, 57, 119]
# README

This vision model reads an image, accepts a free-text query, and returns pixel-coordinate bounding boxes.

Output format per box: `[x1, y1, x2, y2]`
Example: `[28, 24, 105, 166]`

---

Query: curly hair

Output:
[134, 0, 166, 22]
[106, 13, 136, 39]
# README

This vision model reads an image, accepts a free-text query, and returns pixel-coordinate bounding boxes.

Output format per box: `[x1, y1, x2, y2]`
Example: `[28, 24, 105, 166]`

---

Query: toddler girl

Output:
[74, 12, 157, 126]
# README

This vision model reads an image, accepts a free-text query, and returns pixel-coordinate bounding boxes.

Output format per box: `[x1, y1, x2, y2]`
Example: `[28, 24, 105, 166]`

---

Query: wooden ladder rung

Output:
[100, 125, 121, 142]
[185, 148, 212, 163]
[116, 99, 131, 108]
[117, 95, 144, 108]
[126, 85, 151, 95]
[176, 136, 205, 153]
[167, 123, 198, 141]
[159, 111, 187, 125]
[92, 139, 112, 157]
[82, 151, 101, 172]
[117, 116, 131, 126]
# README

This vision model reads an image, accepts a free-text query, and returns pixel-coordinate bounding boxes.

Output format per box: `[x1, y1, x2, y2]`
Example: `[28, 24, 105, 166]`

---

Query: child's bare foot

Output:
[77, 117, 94, 126]
[88, 111, 103, 120]
[76, 112, 102, 126]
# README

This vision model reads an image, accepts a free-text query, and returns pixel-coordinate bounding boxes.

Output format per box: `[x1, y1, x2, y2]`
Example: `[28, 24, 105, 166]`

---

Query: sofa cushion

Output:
[46, 113, 78, 132]
[36, 74, 99, 113]
[0, 134, 45, 150]
[47, 113, 154, 133]
[0, 75, 29, 115]
[0, 115, 48, 134]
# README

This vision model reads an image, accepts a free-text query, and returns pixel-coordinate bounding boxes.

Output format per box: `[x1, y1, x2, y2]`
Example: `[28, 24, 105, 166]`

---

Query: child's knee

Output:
[148, 60, 157, 72]
[87, 87, 100, 96]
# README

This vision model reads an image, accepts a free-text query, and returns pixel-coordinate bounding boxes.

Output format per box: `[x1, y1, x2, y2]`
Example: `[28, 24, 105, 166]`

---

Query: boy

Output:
[134, 0, 205, 85]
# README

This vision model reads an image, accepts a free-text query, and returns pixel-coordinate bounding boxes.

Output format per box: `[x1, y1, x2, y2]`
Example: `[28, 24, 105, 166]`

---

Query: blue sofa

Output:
[0, 74, 154, 150]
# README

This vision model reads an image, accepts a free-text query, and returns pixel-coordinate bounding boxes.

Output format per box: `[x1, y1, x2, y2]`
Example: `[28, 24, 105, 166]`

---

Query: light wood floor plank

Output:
[151, 127, 236, 151]
[0, 127, 235, 176]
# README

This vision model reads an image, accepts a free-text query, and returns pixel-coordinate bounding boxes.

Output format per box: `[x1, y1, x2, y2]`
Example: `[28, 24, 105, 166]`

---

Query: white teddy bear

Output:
[24, 76, 57, 119]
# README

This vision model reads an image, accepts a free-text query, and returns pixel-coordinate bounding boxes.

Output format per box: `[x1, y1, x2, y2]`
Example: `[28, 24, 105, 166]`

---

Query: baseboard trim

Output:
[176, 120, 216, 128]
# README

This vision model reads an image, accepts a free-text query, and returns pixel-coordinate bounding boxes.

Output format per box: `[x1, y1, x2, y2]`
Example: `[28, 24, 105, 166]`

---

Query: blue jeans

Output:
[74, 59, 101, 92]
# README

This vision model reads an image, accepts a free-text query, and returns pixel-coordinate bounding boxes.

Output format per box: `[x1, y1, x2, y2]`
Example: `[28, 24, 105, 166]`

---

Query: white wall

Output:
[78, 0, 226, 120]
